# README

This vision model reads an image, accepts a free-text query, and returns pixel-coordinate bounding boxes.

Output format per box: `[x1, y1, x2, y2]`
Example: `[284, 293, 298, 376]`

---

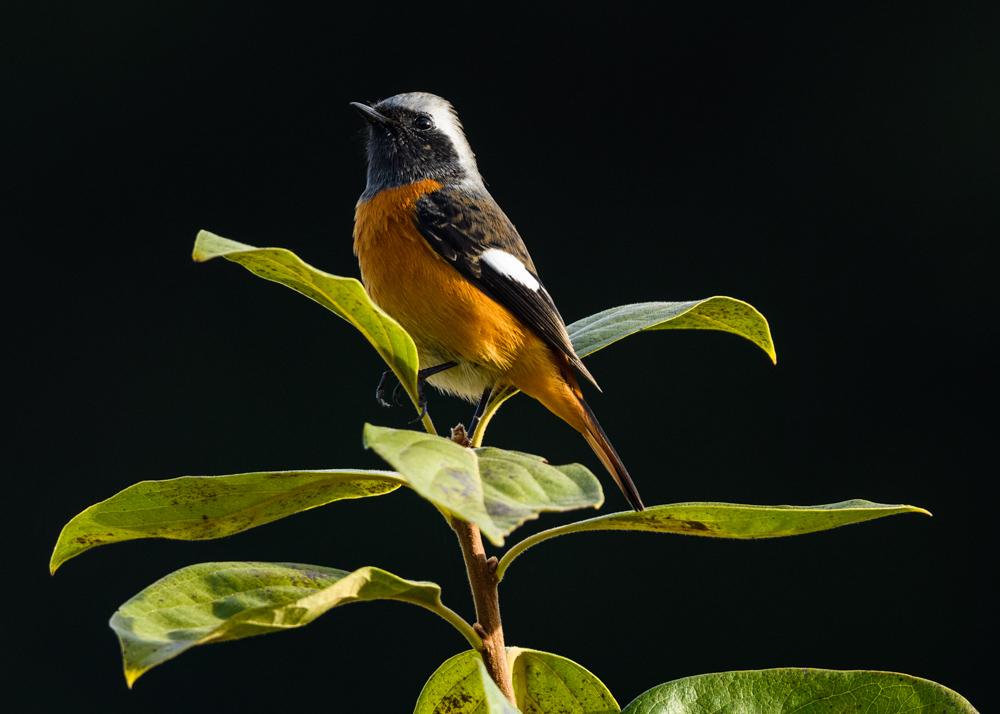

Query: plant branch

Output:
[452, 516, 516, 705]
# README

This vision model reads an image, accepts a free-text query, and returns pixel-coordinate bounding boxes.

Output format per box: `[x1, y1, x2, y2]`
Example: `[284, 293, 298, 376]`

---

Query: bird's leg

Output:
[375, 369, 395, 408]
[409, 361, 459, 423]
[467, 385, 494, 441]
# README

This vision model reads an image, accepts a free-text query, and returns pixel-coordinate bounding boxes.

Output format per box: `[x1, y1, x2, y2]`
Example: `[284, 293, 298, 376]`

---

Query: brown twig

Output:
[447, 424, 515, 703]
[452, 516, 515, 704]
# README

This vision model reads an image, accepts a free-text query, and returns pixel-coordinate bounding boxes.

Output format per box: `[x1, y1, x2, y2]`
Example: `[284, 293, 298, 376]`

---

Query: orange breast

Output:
[354, 181, 589, 431]
[353, 181, 526, 370]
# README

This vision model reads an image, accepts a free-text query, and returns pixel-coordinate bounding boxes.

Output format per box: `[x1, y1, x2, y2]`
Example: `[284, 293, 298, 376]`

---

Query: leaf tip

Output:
[192, 230, 256, 263]
[191, 229, 217, 263]
[124, 668, 142, 689]
[361, 423, 376, 450]
[49, 543, 68, 575]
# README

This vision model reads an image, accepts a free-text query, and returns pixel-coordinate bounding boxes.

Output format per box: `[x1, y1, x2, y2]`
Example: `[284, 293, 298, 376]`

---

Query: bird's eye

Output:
[413, 116, 434, 131]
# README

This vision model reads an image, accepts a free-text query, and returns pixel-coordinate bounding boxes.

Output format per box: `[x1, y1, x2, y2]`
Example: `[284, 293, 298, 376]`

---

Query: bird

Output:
[351, 92, 644, 511]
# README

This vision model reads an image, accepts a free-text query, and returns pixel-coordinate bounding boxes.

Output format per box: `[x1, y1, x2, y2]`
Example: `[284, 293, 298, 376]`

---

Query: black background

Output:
[4, 2, 994, 711]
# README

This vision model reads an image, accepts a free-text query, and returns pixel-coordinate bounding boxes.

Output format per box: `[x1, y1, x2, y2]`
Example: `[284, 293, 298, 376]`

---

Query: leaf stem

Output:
[495, 521, 581, 582]
[470, 385, 519, 448]
[451, 517, 516, 705]
[415, 599, 484, 652]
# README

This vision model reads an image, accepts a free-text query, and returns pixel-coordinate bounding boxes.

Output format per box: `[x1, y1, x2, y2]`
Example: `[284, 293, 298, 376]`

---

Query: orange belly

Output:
[354, 181, 524, 398]
[353, 181, 587, 431]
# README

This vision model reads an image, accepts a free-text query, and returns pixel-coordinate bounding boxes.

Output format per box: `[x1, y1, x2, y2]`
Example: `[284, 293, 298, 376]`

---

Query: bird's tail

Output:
[508, 348, 645, 511]
[577, 396, 645, 512]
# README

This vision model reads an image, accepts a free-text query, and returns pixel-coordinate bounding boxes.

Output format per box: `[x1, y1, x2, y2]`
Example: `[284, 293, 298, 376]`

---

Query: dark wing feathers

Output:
[413, 188, 598, 390]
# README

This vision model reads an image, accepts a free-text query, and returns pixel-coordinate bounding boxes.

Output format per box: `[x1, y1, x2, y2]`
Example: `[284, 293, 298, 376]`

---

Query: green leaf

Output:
[473, 298, 775, 445]
[567, 298, 776, 363]
[496, 500, 930, 580]
[51, 469, 403, 573]
[415, 649, 618, 713]
[414, 652, 522, 713]
[508, 648, 619, 713]
[110, 562, 478, 687]
[620, 668, 979, 713]
[192, 230, 432, 431]
[363, 423, 491, 536]
[363, 425, 603, 546]
[478, 449, 604, 536]
[414, 651, 489, 714]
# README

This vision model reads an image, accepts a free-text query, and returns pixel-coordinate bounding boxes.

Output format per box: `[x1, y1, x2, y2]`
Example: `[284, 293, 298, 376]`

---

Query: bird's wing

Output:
[413, 187, 598, 390]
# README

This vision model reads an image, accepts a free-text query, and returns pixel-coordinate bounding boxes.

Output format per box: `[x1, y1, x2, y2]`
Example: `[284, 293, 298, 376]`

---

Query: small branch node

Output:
[473, 623, 488, 638]
[450, 424, 472, 447]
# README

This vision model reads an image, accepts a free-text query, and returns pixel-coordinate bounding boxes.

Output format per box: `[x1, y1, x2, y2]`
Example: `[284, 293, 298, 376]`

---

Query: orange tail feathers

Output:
[578, 397, 645, 512]
[508, 348, 645, 511]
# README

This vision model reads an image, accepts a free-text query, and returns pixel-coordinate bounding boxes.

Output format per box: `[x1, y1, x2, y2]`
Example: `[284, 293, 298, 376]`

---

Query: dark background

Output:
[4, 2, 994, 711]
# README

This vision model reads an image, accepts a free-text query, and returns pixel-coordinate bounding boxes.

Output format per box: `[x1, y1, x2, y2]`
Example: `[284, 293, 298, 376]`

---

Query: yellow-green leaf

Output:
[478, 448, 604, 535]
[363, 425, 603, 546]
[110, 562, 478, 687]
[508, 648, 619, 713]
[568, 298, 775, 363]
[51, 469, 403, 573]
[496, 500, 930, 580]
[414, 651, 489, 714]
[473, 298, 775, 446]
[621, 668, 978, 713]
[192, 230, 429, 429]
[415, 649, 618, 713]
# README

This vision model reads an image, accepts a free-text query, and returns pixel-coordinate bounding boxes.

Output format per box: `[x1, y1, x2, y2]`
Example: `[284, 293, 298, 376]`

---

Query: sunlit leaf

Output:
[474, 298, 775, 445]
[416, 649, 618, 713]
[192, 230, 429, 429]
[110, 562, 477, 686]
[568, 298, 776, 363]
[414, 651, 488, 714]
[478, 449, 603, 535]
[621, 668, 978, 713]
[496, 500, 930, 580]
[363, 425, 602, 545]
[508, 648, 619, 713]
[50, 469, 403, 573]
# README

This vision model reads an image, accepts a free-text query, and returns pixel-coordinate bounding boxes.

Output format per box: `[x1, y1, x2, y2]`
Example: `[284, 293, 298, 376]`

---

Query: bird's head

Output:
[352, 92, 484, 198]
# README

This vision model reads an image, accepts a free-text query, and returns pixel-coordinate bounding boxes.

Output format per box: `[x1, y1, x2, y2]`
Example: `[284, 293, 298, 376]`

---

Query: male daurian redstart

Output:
[351, 92, 644, 511]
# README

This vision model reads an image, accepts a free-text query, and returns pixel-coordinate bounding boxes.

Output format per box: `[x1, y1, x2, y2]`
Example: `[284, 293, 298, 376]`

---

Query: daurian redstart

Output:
[352, 92, 644, 511]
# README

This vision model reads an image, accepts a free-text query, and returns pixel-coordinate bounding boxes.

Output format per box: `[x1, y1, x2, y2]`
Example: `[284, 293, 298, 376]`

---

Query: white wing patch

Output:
[481, 249, 540, 291]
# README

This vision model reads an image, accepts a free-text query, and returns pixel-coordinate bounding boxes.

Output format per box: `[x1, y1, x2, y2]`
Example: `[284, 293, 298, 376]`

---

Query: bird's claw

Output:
[375, 361, 458, 424]
[375, 370, 394, 408]
[408, 375, 430, 423]
[409, 402, 428, 424]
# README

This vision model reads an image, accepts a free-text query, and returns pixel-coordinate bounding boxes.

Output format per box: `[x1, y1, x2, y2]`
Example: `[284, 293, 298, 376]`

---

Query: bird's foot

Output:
[375, 369, 394, 408]
[407, 361, 459, 424]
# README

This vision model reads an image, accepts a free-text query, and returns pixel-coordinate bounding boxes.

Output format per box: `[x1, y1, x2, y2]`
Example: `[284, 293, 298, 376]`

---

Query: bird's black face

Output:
[353, 96, 472, 199]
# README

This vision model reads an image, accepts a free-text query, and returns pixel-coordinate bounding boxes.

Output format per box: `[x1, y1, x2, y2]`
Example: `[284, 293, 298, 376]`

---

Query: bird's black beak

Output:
[351, 102, 392, 126]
